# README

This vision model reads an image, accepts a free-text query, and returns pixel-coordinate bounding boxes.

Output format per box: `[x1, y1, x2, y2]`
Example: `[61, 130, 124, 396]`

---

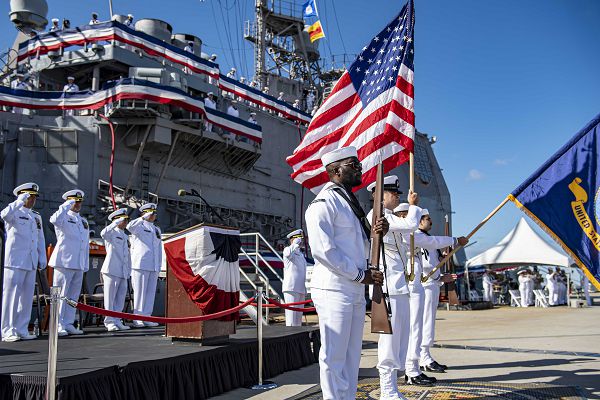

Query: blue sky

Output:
[2, 0, 600, 259]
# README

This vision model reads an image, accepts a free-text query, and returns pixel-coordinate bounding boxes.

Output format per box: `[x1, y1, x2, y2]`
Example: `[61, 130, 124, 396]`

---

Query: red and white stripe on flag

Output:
[163, 225, 241, 321]
[286, 1, 415, 193]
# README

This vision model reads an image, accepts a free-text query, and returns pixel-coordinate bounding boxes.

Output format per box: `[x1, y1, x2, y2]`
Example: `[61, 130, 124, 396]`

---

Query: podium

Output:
[164, 224, 239, 342]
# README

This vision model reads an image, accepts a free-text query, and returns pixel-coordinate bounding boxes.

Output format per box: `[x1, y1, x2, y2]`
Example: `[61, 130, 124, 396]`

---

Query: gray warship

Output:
[2, 0, 458, 309]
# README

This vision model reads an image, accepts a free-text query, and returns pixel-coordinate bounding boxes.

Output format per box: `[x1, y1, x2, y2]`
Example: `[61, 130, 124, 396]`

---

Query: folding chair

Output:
[534, 289, 549, 308]
[80, 272, 104, 327]
[509, 290, 522, 307]
[469, 290, 482, 301]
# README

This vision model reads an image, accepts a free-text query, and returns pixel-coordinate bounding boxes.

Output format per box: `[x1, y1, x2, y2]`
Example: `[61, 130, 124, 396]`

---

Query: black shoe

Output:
[404, 374, 435, 386]
[421, 361, 446, 373]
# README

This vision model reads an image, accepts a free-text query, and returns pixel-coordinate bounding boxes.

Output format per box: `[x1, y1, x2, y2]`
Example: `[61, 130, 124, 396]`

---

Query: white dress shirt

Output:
[127, 217, 162, 272]
[1, 197, 46, 270]
[49, 200, 89, 271]
[100, 220, 131, 278]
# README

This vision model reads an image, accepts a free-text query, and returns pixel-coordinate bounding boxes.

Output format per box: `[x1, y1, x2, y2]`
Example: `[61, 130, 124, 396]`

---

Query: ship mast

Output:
[254, 0, 267, 88]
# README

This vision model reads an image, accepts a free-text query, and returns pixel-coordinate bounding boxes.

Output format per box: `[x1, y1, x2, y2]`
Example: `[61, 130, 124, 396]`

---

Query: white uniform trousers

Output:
[548, 285, 558, 306]
[483, 284, 494, 303]
[102, 273, 128, 327]
[420, 284, 440, 366]
[131, 270, 159, 321]
[52, 268, 84, 330]
[377, 293, 410, 372]
[405, 287, 424, 377]
[1, 267, 36, 338]
[283, 291, 304, 327]
[519, 286, 529, 307]
[312, 288, 365, 400]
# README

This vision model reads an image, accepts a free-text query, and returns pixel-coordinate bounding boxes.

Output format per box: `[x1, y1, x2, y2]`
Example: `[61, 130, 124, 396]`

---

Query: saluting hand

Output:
[17, 193, 30, 203]
[362, 268, 384, 285]
[373, 217, 389, 236]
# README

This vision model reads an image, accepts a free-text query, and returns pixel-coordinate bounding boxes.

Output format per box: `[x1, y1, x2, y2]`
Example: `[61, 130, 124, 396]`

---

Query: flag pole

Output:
[408, 152, 416, 282]
[421, 196, 511, 283]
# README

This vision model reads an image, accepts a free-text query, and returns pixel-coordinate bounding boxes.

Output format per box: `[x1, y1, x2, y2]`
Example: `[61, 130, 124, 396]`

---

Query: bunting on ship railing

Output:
[17, 21, 312, 124]
[0, 78, 263, 143]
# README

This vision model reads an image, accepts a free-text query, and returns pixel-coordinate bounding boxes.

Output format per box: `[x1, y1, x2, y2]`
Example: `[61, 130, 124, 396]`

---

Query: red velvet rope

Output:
[266, 297, 316, 312]
[70, 297, 255, 323]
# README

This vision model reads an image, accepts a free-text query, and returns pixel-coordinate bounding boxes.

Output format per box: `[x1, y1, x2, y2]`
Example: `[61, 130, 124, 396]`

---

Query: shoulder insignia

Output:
[32, 210, 40, 214]
[82, 220, 89, 229]
[308, 199, 326, 207]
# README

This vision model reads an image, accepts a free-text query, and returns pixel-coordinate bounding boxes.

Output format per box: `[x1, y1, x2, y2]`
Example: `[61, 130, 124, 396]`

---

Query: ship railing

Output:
[238, 267, 270, 325]
[239, 232, 284, 284]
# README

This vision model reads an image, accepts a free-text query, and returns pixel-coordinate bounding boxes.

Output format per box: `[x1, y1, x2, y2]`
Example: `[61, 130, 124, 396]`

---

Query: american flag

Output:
[287, 0, 415, 193]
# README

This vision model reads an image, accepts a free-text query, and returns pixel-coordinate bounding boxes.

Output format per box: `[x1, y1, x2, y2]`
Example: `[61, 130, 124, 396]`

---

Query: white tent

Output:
[466, 217, 569, 268]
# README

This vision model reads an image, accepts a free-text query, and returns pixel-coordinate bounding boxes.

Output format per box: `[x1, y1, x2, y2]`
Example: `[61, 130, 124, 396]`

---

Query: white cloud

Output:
[494, 158, 512, 166]
[466, 169, 484, 181]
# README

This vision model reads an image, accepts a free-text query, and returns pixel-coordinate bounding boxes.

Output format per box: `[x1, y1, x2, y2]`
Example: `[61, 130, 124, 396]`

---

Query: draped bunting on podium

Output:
[163, 225, 241, 321]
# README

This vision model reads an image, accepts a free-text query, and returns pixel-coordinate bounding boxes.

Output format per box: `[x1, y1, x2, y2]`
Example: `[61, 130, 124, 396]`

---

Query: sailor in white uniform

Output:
[546, 268, 558, 306]
[518, 269, 532, 307]
[366, 175, 420, 400]
[184, 41, 194, 54]
[305, 146, 386, 400]
[482, 268, 496, 303]
[204, 92, 216, 132]
[125, 14, 134, 27]
[63, 76, 79, 116]
[11, 73, 30, 114]
[89, 12, 100, 25]
[127, 203, 162, 328]
[49, 18, 60, 32]
[226, 67, 237, 80]
[100, 209, 132, 331]
[583, 275, 592, 306]
[403, 210, 437, 387]
[1, 183, 46, 342]
[49, 189, 89, 336]
[416, 210, 467, 374]
[282, 229, 307, 327]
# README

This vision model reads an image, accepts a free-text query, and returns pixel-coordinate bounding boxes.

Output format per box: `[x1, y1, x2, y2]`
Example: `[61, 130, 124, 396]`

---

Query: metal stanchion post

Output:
[251, 284, 277, 390]
[46, 286, 61, 400]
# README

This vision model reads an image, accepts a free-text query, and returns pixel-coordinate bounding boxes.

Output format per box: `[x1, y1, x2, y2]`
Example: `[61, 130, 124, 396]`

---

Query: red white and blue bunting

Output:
[0, 78, 263, 143]
[17, 21, 312, 124]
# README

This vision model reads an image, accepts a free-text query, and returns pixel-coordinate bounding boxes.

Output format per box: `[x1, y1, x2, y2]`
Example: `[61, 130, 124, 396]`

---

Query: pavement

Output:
[212, 301, 600, 399]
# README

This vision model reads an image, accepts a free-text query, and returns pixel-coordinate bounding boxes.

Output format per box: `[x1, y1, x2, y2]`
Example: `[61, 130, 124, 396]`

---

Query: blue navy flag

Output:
[510, 113, 600, 289]
[302, 0, 319, 18]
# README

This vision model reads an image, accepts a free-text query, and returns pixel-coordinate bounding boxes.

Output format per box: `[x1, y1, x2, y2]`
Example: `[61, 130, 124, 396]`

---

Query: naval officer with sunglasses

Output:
[306, 146, 387, 400]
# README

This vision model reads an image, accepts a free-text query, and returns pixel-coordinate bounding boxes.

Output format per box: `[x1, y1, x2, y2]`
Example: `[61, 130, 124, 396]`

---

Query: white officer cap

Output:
[108, 208, 129, 221]
[139, 203, 158, 214]
[321, 146, 358, 167]
[250, 112, 256, 116]
[127, 14, 134, 18]
[366, 175, 401, 193]
[279, 91, 284, 95]
[517, 269, 528, 275]
[62, 189, 85, 202]
[13, 182, 39, 196]
[421, 208, 429, 216]
[207, 91, 214, 96]
[393, 203, 410, 213]
[286, 229, 303, 239]
[16, 72, 24, 77]
[188, 41, 194, 45]
[52, 18, 59, 23]
[67, 76, 75, 80]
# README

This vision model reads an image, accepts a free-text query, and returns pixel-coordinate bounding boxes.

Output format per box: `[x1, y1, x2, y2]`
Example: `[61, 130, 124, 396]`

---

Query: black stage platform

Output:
[0, 325, 320, 400]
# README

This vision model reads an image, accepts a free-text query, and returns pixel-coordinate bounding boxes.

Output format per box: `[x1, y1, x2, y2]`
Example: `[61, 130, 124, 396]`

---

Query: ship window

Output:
[414, 139, 433, 185]
[46, 130, 78, 164]
[20, 129, 45, 147]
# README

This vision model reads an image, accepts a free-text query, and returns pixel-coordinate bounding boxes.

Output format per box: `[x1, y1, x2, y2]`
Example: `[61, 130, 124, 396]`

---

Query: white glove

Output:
[142, 212, 153, 221]
[17, 193, 30, 203]
[63, 199, 76, 207]
[292, 237, 302, 246]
